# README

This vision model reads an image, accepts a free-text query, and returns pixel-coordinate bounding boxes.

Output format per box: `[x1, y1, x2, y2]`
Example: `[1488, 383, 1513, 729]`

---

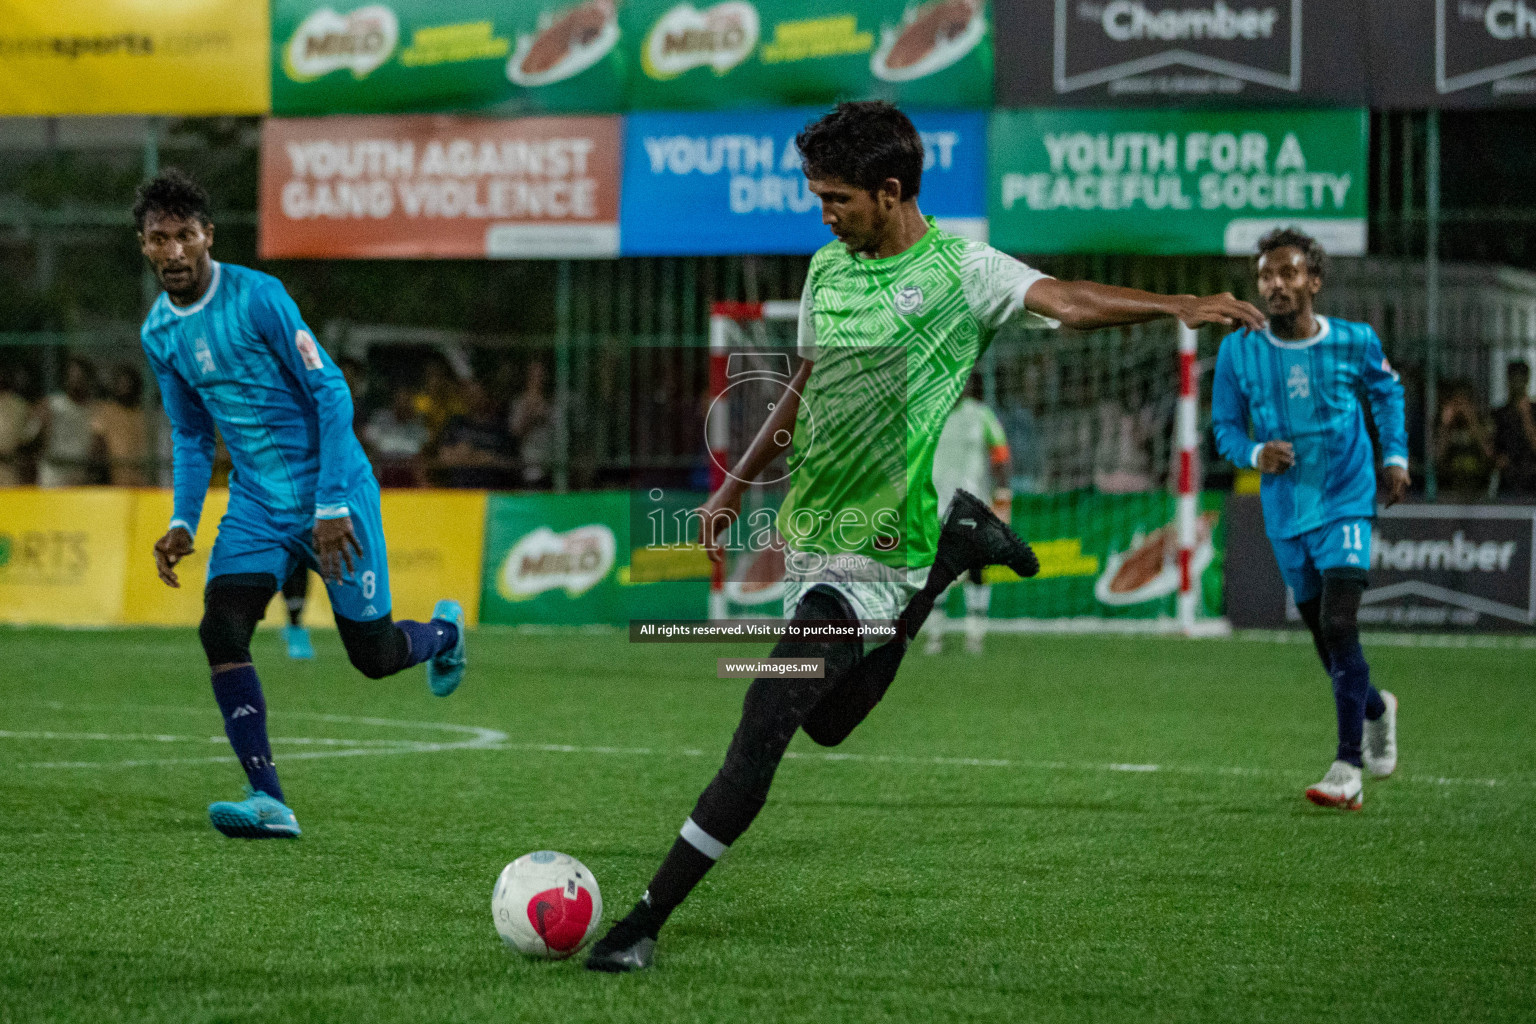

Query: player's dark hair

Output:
[133, 167, 212, 231]
[1256, 227, 1326, 281]
[796, 101, 923, 201]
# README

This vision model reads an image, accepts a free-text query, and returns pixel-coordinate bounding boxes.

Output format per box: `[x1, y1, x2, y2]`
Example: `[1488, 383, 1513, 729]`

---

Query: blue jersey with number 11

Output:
[1211, 316, 1407, 540]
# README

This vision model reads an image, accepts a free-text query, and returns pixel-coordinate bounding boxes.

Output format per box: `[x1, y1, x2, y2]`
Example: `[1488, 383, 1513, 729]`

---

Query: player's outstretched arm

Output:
[1025, 279, 1266, 333]
[697, 358, 813, 562]
[145, 349, 216, 566]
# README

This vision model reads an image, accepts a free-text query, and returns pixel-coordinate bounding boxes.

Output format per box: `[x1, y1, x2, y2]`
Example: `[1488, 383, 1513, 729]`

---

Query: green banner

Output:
[479, 491, 706, 626]
[989, 108, 1368, 256]
[626, 0, 992, 109]
[272, 0, 627, 115]
[272, 0, 992, 114]
[970, 491, 1226, 622]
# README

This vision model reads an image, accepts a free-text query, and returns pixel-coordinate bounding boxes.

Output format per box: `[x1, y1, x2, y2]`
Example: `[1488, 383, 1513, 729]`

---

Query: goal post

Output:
[704, 303, 1225, 634]
[707, 300, 801, 620]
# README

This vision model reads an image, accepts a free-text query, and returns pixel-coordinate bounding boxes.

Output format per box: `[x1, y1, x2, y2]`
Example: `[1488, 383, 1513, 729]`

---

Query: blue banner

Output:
[619, 108, 987, 256]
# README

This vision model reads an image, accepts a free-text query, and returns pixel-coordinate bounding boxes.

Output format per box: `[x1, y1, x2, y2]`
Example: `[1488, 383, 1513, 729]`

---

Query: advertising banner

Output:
[480, 491, 706, 626]
[620, 108, 986, 255]
[0, 0, 268, 116]
[989, 107, 1367, 256]
[271, 0, 625, 115]
[625, 0, 992, 109]
[259, 115, 622, 259]
[1227, 497, 1536, 633]
[981, 491, 1226, 621]
[1368, 0, 1536, 108]
[0, 489, 133, 626]
[994, 0, 1367, 107]
[120, 489, 488, 627]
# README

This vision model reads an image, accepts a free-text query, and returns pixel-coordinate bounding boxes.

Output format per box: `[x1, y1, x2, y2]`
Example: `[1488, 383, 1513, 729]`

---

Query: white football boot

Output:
[1305, 760, 1363, 810]
[1363, 690, 1398, 778]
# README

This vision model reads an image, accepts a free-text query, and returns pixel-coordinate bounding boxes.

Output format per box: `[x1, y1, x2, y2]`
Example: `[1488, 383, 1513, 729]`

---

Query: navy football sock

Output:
[1364, 684, 1387, 721]
[211, 665, 283, 803]
[1328, 641, 1371, 767]
[398, 619, 459, 668]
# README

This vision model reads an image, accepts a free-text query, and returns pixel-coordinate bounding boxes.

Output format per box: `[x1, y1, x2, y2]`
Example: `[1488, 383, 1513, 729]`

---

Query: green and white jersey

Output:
[777, 219, 1055, 572]
[933, 396, 1009, 514]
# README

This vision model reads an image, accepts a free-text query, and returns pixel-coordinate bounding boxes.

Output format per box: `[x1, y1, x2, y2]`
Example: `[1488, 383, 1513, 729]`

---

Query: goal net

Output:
[705, 302, 1219, 634]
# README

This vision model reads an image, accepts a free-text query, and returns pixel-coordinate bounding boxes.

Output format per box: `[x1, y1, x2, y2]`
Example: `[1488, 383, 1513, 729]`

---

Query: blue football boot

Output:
[284, 624, 315, 660]
[208, 787, 301, 839]
[426, 599, 467, 697]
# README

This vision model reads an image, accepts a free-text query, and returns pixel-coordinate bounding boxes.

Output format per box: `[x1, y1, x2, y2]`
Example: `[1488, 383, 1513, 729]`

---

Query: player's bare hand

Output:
[1175, 293, 1266, 332]
[1256, 440, 1295, 474]
[153, 526, 195, 588]
[1381, 464, 1410, 507]
[314, 515, 363, 581]
[696, 488, 742, 565]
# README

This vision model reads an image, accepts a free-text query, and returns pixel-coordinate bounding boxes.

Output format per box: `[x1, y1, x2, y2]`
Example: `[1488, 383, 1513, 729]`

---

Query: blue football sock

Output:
[211, 665, 283, 803]
[398, 619, 459, 668]
[1328, 640, 1372, 767]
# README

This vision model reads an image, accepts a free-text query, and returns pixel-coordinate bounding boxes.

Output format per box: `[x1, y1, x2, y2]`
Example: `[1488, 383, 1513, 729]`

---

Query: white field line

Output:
[4, 708, 506, 770]
[2, 706, 1523, 790]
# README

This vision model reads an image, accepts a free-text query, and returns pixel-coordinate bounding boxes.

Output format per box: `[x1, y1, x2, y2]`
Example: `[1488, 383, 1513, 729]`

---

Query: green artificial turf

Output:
[1, 627, 1532, 1023]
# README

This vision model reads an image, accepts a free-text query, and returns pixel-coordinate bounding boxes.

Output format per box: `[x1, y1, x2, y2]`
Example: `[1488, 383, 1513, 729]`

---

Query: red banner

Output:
[259, 115, 621, 259]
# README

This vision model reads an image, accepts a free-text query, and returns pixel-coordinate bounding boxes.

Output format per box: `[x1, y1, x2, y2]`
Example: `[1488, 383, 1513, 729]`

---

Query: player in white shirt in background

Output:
[925, 373, 1014, 655]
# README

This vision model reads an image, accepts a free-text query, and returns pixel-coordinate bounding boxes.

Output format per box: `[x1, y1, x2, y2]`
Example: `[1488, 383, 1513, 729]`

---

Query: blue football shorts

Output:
[206, 478, 391, 622]
[1269, 517, 1371, 605]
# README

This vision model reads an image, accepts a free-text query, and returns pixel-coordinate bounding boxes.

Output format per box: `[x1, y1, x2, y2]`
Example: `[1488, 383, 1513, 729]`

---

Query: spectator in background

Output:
[35, 356, 98, 487]
[1493, 360, 1536, 495]
[91, 364, 150, 485]
[366, 384, 430, 487]
[436, 381, 517, 489]
[509, 359, 556, 488]
[414, 359, 467, 441]
[1435, 380, 1496, 498]
[0, 365, 29, 485]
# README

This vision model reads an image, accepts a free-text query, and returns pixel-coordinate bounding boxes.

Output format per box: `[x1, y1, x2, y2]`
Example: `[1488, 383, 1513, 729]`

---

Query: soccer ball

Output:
[492, 851, 603, 959]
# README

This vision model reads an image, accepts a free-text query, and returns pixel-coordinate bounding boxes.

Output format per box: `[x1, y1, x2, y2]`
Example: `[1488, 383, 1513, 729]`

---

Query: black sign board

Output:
[1226, 496, 1536, 633]
[995, 0, 1369, 106]
[1369, 0, 1536, 108]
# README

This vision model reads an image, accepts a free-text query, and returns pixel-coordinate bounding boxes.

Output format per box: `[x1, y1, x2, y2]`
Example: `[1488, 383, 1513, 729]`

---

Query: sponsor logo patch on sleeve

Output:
[296, 329, 323, 371]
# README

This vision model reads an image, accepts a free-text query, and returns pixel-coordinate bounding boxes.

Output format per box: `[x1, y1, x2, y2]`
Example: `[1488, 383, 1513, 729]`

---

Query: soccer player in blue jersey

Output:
[1213, 228, 1409, 811]
[135, 169, 468, 838]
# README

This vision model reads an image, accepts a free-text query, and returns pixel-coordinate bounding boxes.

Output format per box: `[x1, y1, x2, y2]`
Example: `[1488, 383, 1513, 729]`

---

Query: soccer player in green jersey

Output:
[586, 102, 1265, 972]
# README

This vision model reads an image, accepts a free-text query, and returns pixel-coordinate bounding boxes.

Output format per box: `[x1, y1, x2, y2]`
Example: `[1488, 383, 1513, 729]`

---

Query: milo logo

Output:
[498, 524, 616, 600]
[642, 1, 760, 79]
[285, 4, 400, 82]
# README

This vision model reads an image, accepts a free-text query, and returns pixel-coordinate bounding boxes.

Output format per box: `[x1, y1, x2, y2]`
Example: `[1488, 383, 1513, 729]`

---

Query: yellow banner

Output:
[0, 0, 269, 116]
[0, 488, 134, 625]
[121, 489, 486, 627]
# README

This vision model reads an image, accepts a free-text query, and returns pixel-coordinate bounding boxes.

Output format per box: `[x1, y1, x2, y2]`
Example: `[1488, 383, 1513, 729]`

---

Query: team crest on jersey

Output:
[1287, 364, 1310, 399]
[893, 285, 924, 315]
[193, 337, 215, 376]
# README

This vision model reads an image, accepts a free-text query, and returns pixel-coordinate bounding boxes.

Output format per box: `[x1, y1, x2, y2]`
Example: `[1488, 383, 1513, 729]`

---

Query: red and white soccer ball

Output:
[492, 851, 603, 959]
